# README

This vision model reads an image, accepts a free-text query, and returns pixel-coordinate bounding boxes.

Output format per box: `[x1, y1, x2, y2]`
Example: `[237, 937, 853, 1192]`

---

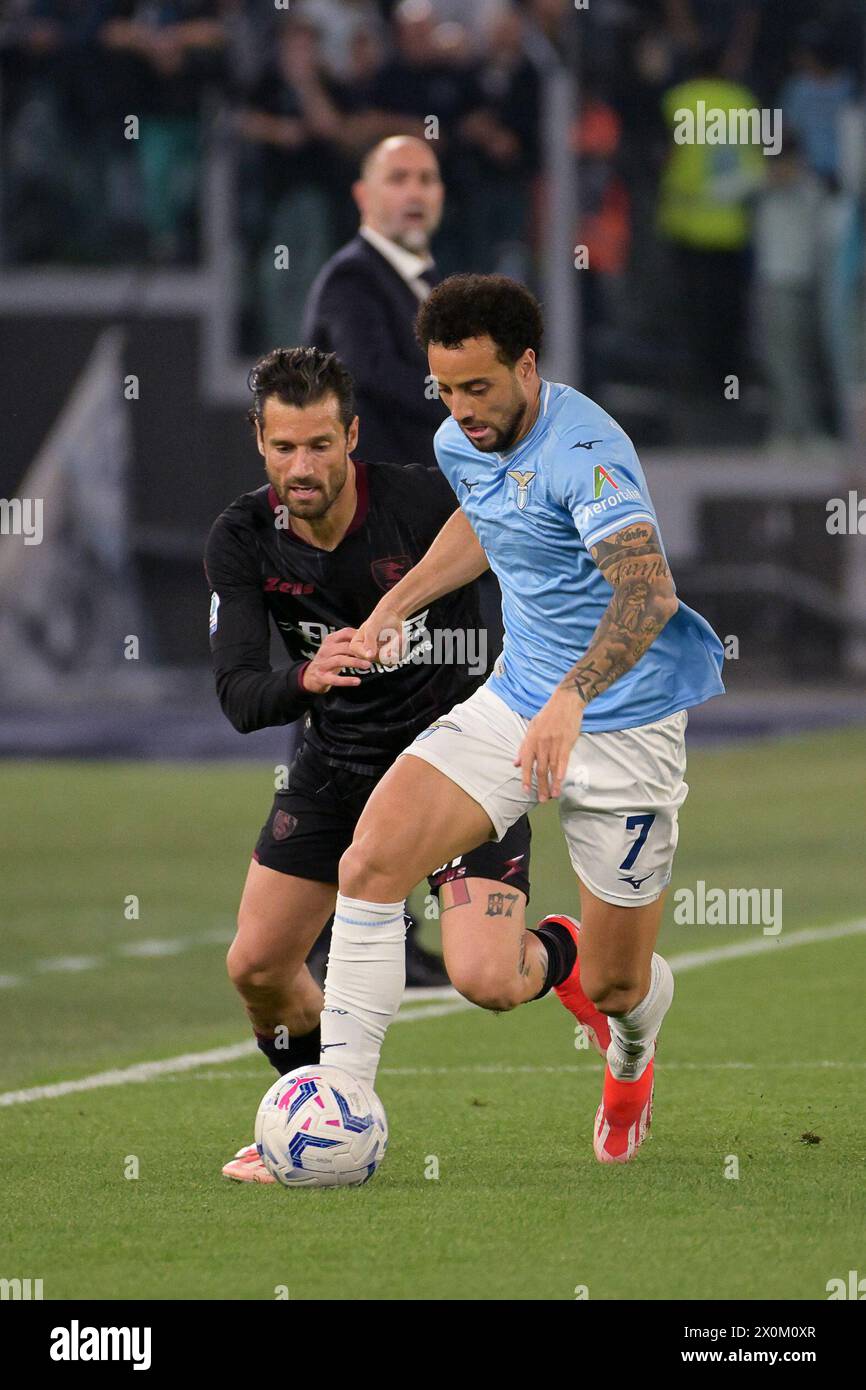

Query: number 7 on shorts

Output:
[619, 813, 656, 870]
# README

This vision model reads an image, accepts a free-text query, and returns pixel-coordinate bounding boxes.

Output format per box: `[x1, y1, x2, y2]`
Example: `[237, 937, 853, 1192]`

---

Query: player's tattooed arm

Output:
[560, 522, 679, 704]
[515, 521, 677, 800]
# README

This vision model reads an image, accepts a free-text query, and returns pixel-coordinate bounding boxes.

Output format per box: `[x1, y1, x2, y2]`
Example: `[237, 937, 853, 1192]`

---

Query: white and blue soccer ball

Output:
[255, 1064, 388, 1188]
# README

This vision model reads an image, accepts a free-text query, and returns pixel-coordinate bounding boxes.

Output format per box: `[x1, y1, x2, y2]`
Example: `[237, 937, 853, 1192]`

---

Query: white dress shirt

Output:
[359, 224, 436, 302]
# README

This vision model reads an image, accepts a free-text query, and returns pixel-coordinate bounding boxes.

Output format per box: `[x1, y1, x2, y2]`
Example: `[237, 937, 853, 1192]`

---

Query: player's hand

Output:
[514, 687, 586, 802]
[301, 627, 371, 694]
[350, 604, 406, 668]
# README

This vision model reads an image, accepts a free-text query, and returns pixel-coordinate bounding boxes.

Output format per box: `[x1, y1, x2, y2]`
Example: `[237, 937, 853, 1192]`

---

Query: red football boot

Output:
[543, 913, 612, 1058]
[593, 1046, 655, 1164]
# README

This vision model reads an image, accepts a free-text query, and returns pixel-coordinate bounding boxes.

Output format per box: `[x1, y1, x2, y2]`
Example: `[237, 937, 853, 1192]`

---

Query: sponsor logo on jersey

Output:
[414, 718, 462, 742]
[593, 464, 618, 499]
[507, 469, 536, 510]
[571, 439, 602, 451]
[430, 852, 467, 883]
[264, 576, 315, 595]
[578, 483, 644, 531]
[209, 591, 220, 635]
[460, 476, 479, 493]
[371, 555, 411, 591]
[287, 612, 432, 676]
[618, 871, 654, 891]
[502, 853, 526, 881]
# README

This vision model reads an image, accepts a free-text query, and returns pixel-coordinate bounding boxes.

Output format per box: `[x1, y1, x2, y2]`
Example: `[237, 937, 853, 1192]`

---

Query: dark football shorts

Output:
[253, 740, 531, 901]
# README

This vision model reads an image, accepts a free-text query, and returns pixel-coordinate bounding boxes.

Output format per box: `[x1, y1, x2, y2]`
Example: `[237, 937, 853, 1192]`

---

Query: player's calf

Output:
[226, 942, 322, 1039]
[441, 887, 584, 1014]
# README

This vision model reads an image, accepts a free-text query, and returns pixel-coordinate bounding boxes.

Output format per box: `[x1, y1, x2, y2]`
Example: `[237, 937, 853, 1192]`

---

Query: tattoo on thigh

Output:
[486, 891, 518, 918]
[517, 933, 532, 977]
[440, 879, 471, 914]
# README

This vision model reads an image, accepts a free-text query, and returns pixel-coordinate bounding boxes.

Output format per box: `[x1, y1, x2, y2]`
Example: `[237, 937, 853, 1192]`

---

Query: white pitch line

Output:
[1, 918, 864, 1108]
[666, 917, 866, 972]
[0, 934, 458, 993]
[380, 1060, 866, 1075]
[0, 1001, 470, 1107]
[0, 929, 234, 988]
[35, 955, 102, 974]
[155, 1059, 866, 1083]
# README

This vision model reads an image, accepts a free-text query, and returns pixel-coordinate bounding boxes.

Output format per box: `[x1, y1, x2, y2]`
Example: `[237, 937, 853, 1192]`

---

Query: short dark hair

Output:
[247, 347, 356, 433]
[415, 274, 544, 365]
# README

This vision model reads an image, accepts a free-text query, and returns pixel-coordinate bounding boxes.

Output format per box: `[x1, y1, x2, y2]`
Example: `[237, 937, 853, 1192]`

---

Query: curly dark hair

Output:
[247, 347, 355, 433]
[415, 274, 544, 365]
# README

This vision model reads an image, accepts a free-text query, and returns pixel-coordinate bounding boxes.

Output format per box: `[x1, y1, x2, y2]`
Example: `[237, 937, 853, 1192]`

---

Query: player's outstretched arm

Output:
[352, 507, 489, 664]
[515, 521, 679, 800]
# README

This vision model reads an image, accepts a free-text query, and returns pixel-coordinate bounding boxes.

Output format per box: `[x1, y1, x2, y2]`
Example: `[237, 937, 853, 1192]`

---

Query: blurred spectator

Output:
[458, 4, 540, 279]
[1, 0, 120, 261]
[301, 134, 444, 466]
[235, 14, 370, 348]
[656, 43, 764, 390]
[99, 0, 227, 262]
[294, 0, 384, 82]
[662, 0, 761, 81]
[780, 24, 857, 185]
[753, 136, 827, 445]
[360, 0, 539, 277]
[421, 0, 508, 53]
[570, 86, 631, 395]
[780, 25, 862, 439]
[364, 0, 480, 143]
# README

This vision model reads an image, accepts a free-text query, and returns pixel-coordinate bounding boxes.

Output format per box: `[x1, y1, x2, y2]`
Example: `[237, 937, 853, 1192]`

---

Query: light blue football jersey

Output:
[433, 379, 725, 731]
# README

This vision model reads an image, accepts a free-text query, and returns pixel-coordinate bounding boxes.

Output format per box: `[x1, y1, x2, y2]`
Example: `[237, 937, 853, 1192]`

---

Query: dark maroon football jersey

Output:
[204, 461, 487, 774]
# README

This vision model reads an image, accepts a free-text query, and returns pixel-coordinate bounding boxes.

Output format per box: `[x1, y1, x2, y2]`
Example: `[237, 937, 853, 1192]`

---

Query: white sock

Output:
[607, 953, 674, 1081]
[320, 894, 407, 1087]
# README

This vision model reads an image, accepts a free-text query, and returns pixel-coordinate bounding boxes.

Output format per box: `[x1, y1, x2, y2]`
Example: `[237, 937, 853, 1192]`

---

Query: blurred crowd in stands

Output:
[1, 0, 864, 444]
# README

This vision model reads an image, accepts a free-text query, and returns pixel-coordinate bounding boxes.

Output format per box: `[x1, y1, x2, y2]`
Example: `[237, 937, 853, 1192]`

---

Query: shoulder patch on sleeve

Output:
[209, 591, 220, 636]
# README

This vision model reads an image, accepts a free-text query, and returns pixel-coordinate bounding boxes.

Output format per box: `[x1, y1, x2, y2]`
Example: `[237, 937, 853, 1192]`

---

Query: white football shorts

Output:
[402, 683, 689, 907]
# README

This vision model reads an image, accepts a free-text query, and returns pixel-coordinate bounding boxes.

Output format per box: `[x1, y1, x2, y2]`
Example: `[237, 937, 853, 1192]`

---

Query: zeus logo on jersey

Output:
[507, 469, 536, 510]
[287, 612, 432, 675]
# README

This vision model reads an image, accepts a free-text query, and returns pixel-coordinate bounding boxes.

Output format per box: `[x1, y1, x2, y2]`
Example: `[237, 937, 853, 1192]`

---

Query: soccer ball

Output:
[255, 1064, 388, 1188]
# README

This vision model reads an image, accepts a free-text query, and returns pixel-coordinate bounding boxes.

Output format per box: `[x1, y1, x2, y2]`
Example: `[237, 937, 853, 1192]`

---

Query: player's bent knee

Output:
[226, 939, 283, 996]
[339, 839, 406, 901]
[449, 961, 521, 1013]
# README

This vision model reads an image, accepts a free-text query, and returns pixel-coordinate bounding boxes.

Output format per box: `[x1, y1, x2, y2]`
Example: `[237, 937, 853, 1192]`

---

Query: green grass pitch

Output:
[1, 730, 864, 1300]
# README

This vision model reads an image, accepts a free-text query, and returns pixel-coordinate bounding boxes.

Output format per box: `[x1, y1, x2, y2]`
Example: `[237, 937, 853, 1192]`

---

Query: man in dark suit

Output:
[301, 135, 446, 466]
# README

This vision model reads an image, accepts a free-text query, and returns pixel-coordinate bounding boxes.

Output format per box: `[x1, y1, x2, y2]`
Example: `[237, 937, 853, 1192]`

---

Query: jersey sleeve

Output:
[549, 417, 659, 551]
[405, 460, 461, 529]
[204, 513, 313, 734]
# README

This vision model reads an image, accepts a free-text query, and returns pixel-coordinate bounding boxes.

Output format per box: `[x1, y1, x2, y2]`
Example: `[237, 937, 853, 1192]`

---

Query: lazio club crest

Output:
[506, 469, 536, 510]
